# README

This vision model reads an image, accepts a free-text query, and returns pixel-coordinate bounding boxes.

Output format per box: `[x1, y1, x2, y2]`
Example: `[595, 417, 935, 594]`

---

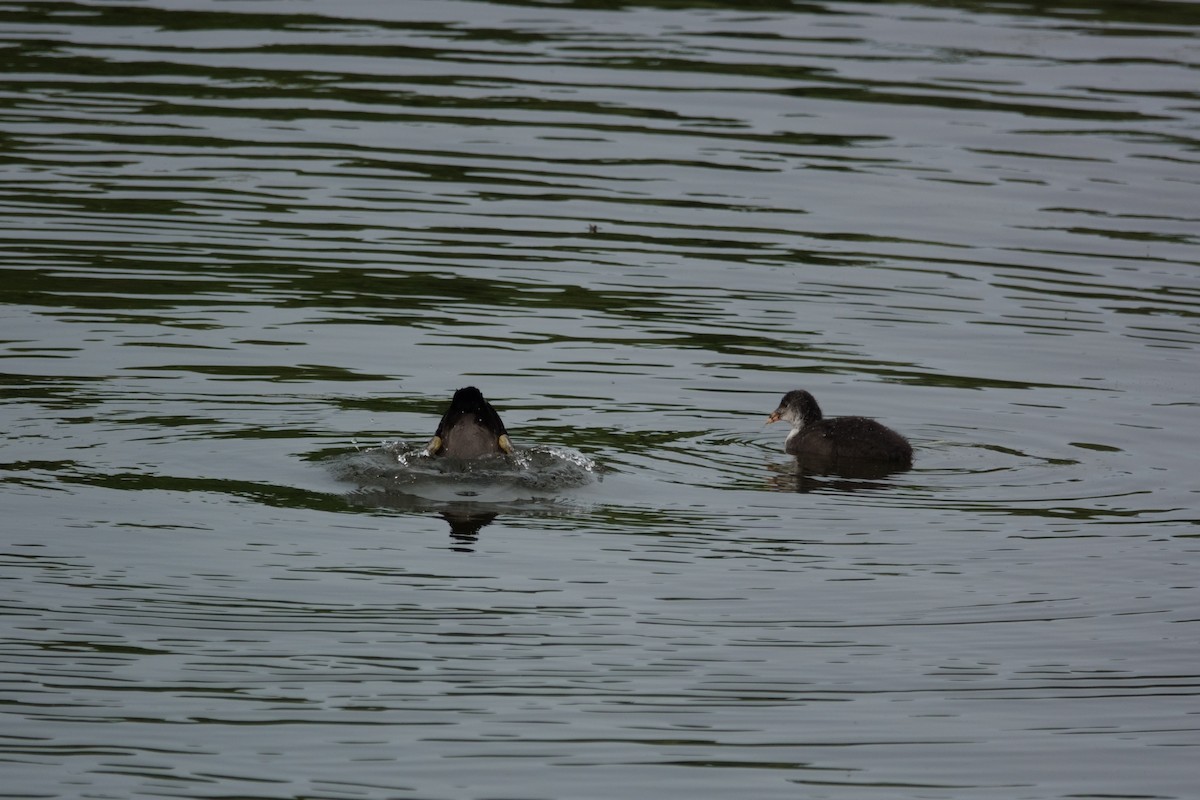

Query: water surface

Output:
[2, 1, 1199, 798]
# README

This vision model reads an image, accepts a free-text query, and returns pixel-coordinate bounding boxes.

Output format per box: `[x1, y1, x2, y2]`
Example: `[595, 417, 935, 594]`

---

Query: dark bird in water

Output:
[767, 389, 912, 466]
[425, 386, 514, 459]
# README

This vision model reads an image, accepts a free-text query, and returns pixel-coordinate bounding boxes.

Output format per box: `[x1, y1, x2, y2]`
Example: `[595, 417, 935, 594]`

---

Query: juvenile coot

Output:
[424, 386, 514, 459]
[767, 389, 912, 466]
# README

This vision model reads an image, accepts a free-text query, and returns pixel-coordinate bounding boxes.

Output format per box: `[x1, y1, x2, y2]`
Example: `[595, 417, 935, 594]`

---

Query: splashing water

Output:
[327, 440, 602, 509]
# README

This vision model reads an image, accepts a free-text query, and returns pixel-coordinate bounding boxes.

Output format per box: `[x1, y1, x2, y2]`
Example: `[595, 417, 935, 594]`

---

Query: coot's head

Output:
[766, 389, 823, 428]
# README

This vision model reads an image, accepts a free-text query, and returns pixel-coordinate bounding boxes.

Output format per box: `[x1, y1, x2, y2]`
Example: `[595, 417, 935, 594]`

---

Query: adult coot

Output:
[425, 386, 514, 459]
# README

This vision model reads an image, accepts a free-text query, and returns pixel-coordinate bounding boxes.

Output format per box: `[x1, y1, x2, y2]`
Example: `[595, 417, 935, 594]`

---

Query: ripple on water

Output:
[328, 441, 601, 506]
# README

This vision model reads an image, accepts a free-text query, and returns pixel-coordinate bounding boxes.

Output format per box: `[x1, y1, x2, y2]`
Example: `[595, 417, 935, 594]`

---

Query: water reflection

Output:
[331, 441, 599, 547]
[342, 485, 503, 549]
[766, 456, 911, 494]
[440, 505, 499, 550]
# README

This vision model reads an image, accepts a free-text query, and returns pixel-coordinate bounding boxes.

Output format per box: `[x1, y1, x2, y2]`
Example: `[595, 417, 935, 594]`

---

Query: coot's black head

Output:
[767, 389, 823, 426]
